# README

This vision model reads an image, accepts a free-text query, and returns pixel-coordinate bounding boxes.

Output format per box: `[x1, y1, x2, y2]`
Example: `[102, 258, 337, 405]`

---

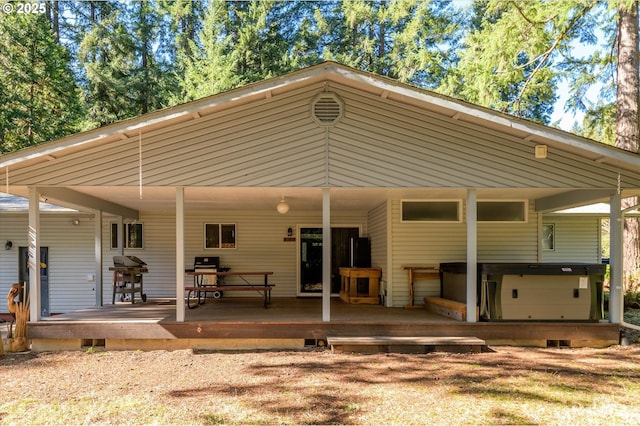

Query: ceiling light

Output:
[277, 197, 289, 214]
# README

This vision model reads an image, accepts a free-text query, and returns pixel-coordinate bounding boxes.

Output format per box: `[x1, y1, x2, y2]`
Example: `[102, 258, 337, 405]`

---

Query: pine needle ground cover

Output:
[1, 345, 639, 425]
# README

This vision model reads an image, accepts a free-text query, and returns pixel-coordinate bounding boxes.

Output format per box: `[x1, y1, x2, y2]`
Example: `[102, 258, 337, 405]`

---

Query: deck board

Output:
[27, 298, 620, 348]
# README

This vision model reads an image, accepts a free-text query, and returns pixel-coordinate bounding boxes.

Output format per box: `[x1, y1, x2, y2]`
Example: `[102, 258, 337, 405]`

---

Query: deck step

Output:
[424, 297, 479, 322]
[326, 336, 486, 354]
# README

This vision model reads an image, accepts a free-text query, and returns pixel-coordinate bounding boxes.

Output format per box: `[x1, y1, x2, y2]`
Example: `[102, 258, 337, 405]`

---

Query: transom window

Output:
[477, 201, 527, 222]
[401, 201, 461, 222]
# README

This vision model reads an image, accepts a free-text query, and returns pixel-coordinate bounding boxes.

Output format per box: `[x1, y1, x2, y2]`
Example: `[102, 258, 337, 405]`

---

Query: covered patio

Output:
[2, 62, 640, 351]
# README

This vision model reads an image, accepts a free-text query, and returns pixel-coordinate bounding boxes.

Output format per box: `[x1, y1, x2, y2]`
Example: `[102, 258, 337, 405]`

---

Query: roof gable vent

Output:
[311, 92, 343, 126]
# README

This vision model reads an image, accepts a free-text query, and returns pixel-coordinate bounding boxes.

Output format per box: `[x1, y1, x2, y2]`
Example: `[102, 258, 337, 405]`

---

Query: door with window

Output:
[18, 246, 49, 317]
[298, 226, 360, 296]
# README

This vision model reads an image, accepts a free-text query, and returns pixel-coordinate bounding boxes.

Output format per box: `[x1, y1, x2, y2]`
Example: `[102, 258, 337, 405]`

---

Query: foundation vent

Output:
[312, 92, 343, 126]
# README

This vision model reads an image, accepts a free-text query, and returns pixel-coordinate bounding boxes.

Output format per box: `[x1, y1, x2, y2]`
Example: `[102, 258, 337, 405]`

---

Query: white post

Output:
[117, 216, 124, 255]
[28, 187, 41, 321]
[322, 188, 331, 322]
[176, 187, 185, 322]
[94, 210, 103, 306]
[609, 194, 623, 324]
[466, 189, 478, 323]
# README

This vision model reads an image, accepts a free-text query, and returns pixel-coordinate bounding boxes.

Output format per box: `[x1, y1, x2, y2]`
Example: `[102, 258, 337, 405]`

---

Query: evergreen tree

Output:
[183, 0, 297, 99]
[77, 0, 139, 126]
[314, 0, 460, 88]
[0, 9, 84, 152]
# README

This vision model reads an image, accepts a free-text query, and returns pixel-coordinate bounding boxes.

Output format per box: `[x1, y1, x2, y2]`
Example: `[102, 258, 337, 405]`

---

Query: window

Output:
[205, 223, 236, 249]
[477, 201, 527, 222]
[542, 224, 555, 250]
[110, 223, 144, 249]
[401, 201, 461, 222]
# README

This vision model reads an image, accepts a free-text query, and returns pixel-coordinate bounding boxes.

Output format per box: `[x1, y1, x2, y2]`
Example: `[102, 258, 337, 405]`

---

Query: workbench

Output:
[401, 265, 440, 308]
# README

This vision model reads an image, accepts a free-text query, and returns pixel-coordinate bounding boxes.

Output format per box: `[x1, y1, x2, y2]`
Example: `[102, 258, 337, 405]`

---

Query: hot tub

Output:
[439, 262, 606, 321]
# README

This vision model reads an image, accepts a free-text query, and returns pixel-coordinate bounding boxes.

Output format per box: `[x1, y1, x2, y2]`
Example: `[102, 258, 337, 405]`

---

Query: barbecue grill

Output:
[109, 256, 148, 303]
[191, 256, 229, 298]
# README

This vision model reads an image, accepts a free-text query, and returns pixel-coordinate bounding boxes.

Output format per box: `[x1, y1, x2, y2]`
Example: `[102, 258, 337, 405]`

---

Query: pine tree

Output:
[182, 0, 297, 100]
[616, 0, 640, 294]
[0, 10, 84, 152]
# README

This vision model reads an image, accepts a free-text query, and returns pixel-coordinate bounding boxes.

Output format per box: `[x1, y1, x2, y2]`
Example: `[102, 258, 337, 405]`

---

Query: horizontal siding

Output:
[8, 78, 640, 190]
[0, 213, 96, 314]
[390, 199, 466, 307]
[2, 203, 598, 313]
[11, 84, 329, 188]
[541, 216, 601, 263]
[389, 200, 539, 307]
[367, 201, 388, 302]
[103, 210, 367, 301]
[327, 81, 634, 189]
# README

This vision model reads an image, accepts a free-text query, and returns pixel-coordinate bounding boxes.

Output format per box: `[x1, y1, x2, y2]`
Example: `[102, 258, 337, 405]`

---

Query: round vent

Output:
[311, 92, 343, 126]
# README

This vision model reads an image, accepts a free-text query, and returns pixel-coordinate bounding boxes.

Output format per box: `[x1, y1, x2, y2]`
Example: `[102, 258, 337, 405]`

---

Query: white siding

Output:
[477, 203, 539, 262]
[367, 201, 388, 301]
[8, 80, 640, 191]
[389, 200, 539, 307]
[541, 216, 601, 263]
[102, 209, 367, 301]
[0, 212, 96, 314]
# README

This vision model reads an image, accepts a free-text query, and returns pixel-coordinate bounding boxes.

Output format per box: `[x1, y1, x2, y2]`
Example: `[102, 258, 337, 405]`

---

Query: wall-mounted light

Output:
[71, 218, 80, 226]
[5, 240, 12, 250]
[287, 227, 293, 237]
[277, 197, 289, 214]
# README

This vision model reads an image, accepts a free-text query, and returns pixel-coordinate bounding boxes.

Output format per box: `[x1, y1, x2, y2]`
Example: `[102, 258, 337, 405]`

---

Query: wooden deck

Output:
[25, 298, 621, 351]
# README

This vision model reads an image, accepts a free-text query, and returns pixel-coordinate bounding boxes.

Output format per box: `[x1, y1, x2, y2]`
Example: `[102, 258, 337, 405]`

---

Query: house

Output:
[1, 62, 639, 349]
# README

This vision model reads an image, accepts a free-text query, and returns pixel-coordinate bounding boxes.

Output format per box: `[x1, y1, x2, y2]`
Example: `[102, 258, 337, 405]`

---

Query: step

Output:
[424, 296, 479, 321]
[326, 335, 486, 354]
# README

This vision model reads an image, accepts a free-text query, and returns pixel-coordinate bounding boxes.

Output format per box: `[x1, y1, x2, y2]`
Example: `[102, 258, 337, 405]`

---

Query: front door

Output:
[298, 226, 360, 296]
[18, 246, 49, 317]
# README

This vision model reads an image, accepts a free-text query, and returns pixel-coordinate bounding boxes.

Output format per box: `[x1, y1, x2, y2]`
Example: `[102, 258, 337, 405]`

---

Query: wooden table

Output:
[339, 267, 382, 304]
[401, 265, 440, 308]
[184, 271, 274, 309]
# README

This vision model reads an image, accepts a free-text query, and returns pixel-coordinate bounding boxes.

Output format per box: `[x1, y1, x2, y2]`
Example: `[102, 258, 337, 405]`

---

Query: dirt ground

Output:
[1, 343, 640, 425]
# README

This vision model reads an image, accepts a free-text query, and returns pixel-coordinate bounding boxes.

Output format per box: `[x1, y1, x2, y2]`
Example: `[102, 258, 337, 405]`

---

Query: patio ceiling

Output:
[2, 185, 583, 214]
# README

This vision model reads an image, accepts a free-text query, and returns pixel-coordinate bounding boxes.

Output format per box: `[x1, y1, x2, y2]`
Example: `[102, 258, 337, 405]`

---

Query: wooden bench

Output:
[424, 296, 479, 321]
[326, 336, 486, 354]
[185, 285, 274, 309]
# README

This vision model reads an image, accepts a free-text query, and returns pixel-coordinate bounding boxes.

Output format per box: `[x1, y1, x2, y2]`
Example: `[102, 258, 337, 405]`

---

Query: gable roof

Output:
[1, 61, 640, 214]
[1, 61, 639, 172]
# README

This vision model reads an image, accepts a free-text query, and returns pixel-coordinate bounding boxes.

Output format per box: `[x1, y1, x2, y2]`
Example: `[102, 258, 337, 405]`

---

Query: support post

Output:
[117, 216, 124, 256]
[466, 189, 478, 323]
[610, 193, 623, 324]
[28, 187, 41, 321]
[322, 188, 331, 322]
[94, 210, 103, 306]
[176, 187, 185, 322]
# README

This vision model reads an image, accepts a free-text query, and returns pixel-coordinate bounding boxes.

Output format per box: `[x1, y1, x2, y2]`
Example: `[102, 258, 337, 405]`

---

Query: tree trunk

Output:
[616, 0, 640, 293]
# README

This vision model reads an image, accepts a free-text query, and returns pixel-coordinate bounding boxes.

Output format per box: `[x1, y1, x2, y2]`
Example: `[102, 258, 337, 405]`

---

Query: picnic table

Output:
[184, 271, 274, 309]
